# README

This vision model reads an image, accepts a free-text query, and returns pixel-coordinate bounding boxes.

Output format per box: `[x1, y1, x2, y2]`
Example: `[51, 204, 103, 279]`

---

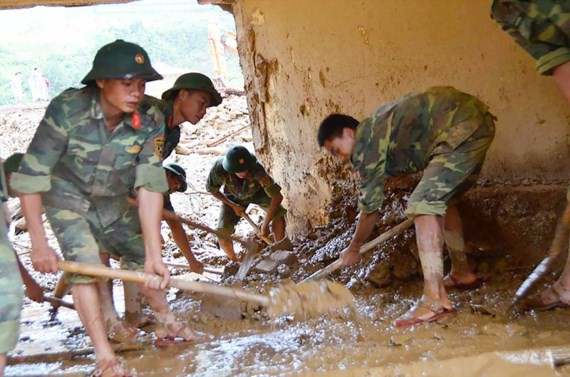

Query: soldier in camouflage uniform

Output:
[491, 0, 570, 310]
[144, 72, 222, 160]
[2, 153, 44, 304]
[0, 159, 24, 377]
[491, 0, 570, 103]
[318, 86, 496, 327]
[206, 145, 287, 262]
[11, 40, 203, 376]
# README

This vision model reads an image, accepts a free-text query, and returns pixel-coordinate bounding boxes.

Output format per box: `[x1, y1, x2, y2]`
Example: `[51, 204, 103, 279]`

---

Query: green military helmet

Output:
[3, 153, 24, 175]
[161, 72, 222, 106]
[223, 145, 256, 174]
[81, 39, 163, 85]
[163, 162, 188, 192]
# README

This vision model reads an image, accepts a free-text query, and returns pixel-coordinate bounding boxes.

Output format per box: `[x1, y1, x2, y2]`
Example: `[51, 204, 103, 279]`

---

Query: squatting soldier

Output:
[145, 72, 222, 160]
[491, 0, 570, 310]
[162, 162, 204, 273]
[318, 86, 496, 327]
[11, 40, 202, 377]
[206, 145, 287, 262]
[0, 159, 24, 377]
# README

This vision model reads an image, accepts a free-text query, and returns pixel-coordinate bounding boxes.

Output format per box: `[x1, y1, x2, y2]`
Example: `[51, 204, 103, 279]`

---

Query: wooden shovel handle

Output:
[242, 212, 273, 245]
[58, 260, 267, 306]
[301, 219, 414, 282]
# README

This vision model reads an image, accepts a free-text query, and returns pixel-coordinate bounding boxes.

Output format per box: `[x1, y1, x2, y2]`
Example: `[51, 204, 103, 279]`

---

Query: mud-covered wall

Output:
[225, 0, 570, 237]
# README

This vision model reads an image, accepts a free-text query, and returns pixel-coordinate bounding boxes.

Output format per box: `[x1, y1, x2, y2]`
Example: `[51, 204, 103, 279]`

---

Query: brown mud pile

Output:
[4, 99, 570, 376]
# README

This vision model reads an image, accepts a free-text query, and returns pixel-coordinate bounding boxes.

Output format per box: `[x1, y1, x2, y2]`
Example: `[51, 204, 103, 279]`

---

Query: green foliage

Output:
[0, 1, 242, 106]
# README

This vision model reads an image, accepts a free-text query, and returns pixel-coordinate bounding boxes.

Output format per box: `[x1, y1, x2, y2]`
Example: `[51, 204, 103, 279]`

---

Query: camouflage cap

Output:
[163, 162, 188, 192]
[222, 145, 256, 173]
[81, 40, 163, 84]
[3, 153, 24, 175]
[161, 72, 222, 106]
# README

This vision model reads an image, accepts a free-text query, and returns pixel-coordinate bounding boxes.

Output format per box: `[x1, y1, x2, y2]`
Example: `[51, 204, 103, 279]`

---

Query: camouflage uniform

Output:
[0, 161, 23, 354]
[352, 86, 496, 218]
[143, 96, 178, 161]
[11, 86, 168, 283]
[206, 158, 286, 234]
[491, 0, 570, 75]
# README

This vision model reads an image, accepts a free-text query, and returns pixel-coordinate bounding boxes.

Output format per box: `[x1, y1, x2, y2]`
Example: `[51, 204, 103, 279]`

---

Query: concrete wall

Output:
[227, 0, 570, 236]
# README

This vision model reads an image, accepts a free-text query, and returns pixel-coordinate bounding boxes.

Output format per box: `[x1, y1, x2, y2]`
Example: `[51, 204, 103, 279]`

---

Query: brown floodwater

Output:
[7, 276, 570, 377]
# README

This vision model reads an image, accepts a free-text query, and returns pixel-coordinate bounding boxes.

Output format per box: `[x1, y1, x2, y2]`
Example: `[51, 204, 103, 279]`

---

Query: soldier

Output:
[11, 40, 202, 377]
[491, 0, 570, 104]
[145, 72, 222, 160]
[491, 0, 570, 310]
[162, 162, 204, 273]
[0, 160, 24, 377]
[3, 153, 44, 303]
[318, 86, 496, 327]
[206, 145, 287, 262]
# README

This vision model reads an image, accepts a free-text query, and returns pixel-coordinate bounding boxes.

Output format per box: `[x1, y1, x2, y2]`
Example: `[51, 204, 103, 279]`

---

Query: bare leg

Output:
[271, 216, 286, 242]
[415, 215, 451, 308]
[72, 283, 116, 366]
[0, 354, 6, 377]
[553, 61, 570, 105]
[218, 237, 239, 262]
[536, 234, 570, 306]
[137, 284, 199, 340]
[443, 204, 477, 286]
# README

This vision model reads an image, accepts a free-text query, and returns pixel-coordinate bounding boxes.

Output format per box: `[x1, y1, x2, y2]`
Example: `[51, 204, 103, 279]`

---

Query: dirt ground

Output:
[4, 98, 570, 376]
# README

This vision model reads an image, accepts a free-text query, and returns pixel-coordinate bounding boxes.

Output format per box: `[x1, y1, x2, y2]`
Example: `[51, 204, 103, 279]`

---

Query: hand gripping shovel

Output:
[301, 219, 414, 283]
[58, 260, 355, 319]
[511, 203, 570, 309]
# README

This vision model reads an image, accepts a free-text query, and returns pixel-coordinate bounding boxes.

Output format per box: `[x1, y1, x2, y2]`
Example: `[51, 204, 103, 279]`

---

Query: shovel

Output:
[301, 219, 414, 283]
[511, 203, 570, 309]
[58, 260, 355, 319]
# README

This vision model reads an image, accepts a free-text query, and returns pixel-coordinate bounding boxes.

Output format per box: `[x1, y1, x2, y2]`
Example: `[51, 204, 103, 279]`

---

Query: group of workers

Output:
[0, 0, 568, 376]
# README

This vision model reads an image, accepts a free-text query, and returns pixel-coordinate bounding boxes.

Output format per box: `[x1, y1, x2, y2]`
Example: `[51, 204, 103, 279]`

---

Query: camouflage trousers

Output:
[0, 217, 23, 354]
[217, 191, 287, 235]
[45, 203, 145, 284]
[405, 113, 496, 218]
[491, 0, 570, 75]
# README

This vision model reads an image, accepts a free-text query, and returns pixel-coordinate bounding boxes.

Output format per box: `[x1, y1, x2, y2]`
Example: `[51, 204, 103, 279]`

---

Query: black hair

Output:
[317, 113, 359, 147]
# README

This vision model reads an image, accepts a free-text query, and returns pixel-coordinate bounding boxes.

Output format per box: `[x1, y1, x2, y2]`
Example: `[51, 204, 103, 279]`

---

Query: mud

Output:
[4, 99, 570, 376]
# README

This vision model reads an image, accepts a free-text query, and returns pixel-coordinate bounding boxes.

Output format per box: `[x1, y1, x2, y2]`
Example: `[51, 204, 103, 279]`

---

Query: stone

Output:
[269, 250, 297, 266]
[277, 264, 291, 278]
[505, 324, 527, 337]
[254, 259, 278, 273]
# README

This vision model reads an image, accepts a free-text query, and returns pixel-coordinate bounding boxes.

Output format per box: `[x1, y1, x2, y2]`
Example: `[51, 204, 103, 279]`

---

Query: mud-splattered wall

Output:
[221, 0, 570, 236]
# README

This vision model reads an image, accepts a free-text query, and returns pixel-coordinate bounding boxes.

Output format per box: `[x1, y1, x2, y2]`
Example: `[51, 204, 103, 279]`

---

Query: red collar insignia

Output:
[131, 112, 142, 130]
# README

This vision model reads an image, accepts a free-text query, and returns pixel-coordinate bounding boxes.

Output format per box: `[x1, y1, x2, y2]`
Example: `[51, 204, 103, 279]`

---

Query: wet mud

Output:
[4, 101, 570, 376]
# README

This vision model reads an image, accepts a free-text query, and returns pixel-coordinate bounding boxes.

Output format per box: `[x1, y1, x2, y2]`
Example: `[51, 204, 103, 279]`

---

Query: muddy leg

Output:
[0, 354, 6, 377]
[124, 282, 143, 326]
[443, 205, 477, 286]
[271, 216, 286, 242]
[218, 237, 239, 262]
[415, 215, 451, 308]
[138, 284, 199, 341]
[537, 234, 570, 306]
[72, 283, 116, 367]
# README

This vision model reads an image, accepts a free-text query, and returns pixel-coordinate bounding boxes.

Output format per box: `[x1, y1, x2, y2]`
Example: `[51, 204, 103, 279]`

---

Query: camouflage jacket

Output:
[142, 96, 179, 160]
[352, 86, 491, 213]
[11, 86, 168, 227]
[206, 158, 281, 202]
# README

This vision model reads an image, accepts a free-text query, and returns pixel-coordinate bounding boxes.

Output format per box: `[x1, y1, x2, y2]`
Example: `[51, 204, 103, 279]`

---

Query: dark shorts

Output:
[405, 113, 496, 218]
[216, 191, 287, 235]
[491, 0, 570, 75]
[0, 216, 23, 354]
[45, 204, 145, 283]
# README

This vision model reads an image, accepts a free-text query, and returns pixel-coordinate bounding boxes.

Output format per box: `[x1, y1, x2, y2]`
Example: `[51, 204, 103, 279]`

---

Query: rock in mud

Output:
[389, 334, 412, 346]
[269, 250, 297, 265]
[367, 263, 391, 288]
[505, 323, 527, 337]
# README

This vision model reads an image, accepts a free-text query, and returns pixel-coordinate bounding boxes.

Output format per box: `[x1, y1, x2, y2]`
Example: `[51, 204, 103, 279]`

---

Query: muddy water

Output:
[7, 278, 570, 377]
